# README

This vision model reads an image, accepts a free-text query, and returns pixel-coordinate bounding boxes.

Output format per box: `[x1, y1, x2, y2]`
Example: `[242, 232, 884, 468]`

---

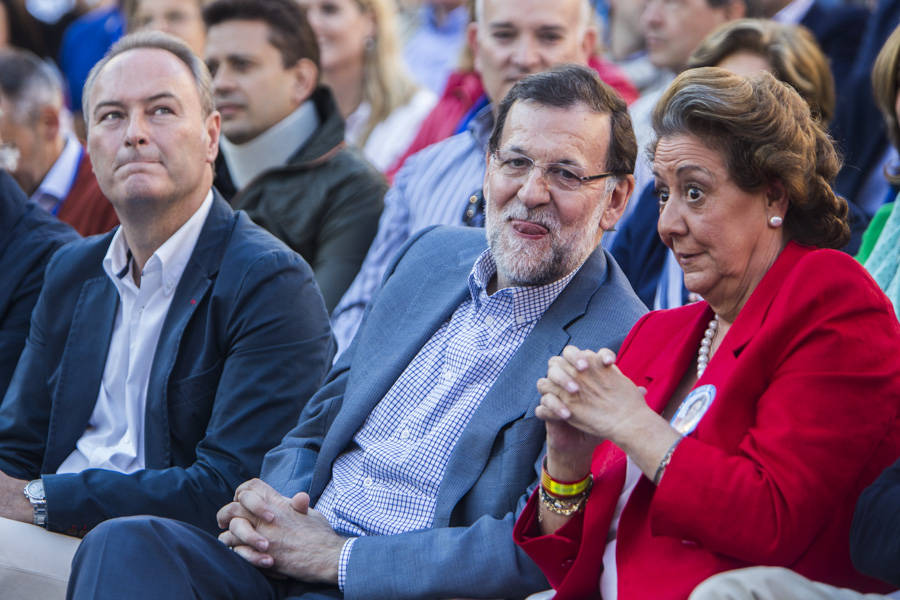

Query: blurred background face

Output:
[716, 50, 771, 77]
[205, 20, 304, 144]
[131, 0, 207, 57]
[297, 0, 374, 73]
[607, 0, 647, 61]
[642, 0, 738, 72]
[471, 0, 593, 104]
[0, 95, 38, 192]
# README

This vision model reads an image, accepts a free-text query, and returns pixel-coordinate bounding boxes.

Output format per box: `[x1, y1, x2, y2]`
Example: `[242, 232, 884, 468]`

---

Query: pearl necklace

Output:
[696, 315, 719, 379]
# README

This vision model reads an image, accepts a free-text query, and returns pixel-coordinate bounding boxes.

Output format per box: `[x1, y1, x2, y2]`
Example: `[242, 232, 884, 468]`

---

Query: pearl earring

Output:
[768, 215, 783, 228]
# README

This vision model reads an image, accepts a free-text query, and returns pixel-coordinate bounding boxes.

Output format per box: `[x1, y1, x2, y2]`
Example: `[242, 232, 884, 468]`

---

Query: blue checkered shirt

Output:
[329, 107, 493, 355]
[316, 249, 577, 590]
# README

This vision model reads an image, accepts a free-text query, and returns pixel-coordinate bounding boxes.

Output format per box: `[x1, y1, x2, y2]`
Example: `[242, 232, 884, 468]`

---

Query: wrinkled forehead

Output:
[480, 0, 586, 32]
[89, 48, 200, 112]
[500, 101, 611, 165]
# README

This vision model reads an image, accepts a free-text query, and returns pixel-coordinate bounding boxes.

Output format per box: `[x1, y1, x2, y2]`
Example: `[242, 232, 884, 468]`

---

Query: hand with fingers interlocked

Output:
[216, 478, 347, 584]
[536, 345, 651, 448]
[534, 344, 681, 522]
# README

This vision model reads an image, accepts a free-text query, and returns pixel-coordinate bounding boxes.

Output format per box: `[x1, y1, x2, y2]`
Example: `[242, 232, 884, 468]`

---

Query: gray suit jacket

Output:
[262, 226, 646, 599]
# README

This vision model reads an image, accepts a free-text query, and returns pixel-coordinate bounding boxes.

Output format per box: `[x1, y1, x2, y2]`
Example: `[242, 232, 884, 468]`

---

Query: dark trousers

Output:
[66, 515, 342, 599]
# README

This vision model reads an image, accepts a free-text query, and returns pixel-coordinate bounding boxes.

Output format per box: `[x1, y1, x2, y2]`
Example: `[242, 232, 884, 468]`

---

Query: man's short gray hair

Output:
[0, 48, 64, 123]
[474, 0, 594, 31]
[82, 30, 215, 129]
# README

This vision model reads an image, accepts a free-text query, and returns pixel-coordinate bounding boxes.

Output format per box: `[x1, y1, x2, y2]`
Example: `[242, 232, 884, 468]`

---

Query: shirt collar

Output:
[32, 134, 82, 204]
[467, 248, 582, 325]
[219, 100, 319, 189]
[468, 105, 495, 152]
[103, 189, 214, 295]
[773, 0, 814, 23]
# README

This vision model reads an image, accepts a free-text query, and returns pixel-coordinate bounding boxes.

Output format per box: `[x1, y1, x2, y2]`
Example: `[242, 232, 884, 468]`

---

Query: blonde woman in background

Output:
[299, 0, 436, 171]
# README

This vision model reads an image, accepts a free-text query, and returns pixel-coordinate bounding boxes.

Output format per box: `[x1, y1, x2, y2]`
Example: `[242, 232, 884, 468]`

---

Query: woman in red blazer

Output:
[514, 68, 900, 600]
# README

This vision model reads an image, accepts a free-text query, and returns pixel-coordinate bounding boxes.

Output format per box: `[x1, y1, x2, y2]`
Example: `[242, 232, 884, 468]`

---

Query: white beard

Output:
[485, 191, 604, 288]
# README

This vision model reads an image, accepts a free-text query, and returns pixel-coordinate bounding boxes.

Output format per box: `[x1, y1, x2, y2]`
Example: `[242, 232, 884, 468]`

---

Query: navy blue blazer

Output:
[802, 1, 868, 100]
[261, 226, 647, 599]
[832, 0, 900, 204]
[0, 172, 79, 398]
[851, 456, 900, 588]
[0, 193, 335, 535]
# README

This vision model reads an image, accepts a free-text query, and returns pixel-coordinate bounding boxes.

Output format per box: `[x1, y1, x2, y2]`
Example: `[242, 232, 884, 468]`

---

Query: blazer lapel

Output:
[310, 244, 475, 498]
[640, 304, 710, 414]
[142, 194, 234, 468]
[44, 275, 118, 471]
[431, 248, 610, 522]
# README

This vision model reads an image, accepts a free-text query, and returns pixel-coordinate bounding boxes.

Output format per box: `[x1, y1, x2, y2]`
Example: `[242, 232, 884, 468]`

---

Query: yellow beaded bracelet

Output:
[541, 456, 592, 497]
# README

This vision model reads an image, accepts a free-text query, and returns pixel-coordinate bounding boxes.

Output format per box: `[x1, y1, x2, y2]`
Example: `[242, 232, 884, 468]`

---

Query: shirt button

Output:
[483, 316, 494, 327]
[399, 429, 411, 441]
[363, 477, 374, 487]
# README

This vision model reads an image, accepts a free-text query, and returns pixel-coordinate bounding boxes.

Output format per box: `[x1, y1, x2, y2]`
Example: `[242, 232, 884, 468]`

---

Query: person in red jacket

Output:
[514, 68, 900, 599]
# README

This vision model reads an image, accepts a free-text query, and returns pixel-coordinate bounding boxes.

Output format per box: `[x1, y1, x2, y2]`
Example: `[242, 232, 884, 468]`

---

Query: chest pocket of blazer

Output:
[166, 357, 224, 460]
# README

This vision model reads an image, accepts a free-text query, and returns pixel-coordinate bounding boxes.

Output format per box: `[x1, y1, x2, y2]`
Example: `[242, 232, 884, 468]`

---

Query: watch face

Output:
[25, 479, 44, 500]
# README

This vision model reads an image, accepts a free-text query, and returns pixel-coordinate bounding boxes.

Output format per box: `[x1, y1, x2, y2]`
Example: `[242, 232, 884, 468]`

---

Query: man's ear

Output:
[36, 105, 61, 141]
[204, 110, 221, 165]
[291, 58, 319, 106]
[580, 26, 597, 63]
[599, 174, 635, 233]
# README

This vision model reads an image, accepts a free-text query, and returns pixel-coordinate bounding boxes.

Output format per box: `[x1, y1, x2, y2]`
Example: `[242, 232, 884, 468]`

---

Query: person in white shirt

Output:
[299, 0, 437, 172]
[0, 30, 334, 600]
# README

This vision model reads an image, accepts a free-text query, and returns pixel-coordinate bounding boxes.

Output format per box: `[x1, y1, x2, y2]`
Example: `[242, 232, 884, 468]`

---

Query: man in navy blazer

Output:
[0, 171, 79, 398]
[70, 65, 647, 599]
[0, 31, 333, 598]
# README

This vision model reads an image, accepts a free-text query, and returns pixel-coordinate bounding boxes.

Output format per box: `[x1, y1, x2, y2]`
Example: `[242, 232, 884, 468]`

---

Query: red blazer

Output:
[515, 242, 900, 599]
[56, 151, 118, 236]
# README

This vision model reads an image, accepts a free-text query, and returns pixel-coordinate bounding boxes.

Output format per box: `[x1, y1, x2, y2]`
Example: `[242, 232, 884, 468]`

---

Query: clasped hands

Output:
[216, 478, 345, 584]
[536, 345, 651, 459]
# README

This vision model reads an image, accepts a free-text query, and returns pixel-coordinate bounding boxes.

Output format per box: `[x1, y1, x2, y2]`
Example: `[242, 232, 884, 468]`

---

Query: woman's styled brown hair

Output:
[651, 67, 849, 249]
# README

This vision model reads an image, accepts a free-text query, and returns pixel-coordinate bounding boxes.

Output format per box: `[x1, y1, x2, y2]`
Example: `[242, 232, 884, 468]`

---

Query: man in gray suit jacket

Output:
[68, 65, 646, 599]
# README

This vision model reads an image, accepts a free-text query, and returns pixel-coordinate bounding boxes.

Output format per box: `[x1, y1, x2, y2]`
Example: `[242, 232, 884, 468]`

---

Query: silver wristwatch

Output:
[23, 478, 47, 528]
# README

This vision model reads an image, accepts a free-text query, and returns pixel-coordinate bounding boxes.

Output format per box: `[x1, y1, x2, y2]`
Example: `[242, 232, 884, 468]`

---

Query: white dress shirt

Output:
[345, 88, 437, 171]
[57, 191, 213, 474]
